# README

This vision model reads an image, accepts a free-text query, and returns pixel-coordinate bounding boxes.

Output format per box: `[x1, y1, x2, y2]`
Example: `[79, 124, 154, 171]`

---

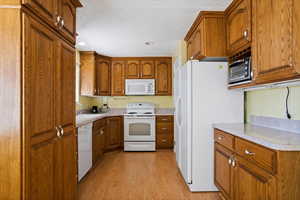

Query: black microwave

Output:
[228, 57, 252, 85]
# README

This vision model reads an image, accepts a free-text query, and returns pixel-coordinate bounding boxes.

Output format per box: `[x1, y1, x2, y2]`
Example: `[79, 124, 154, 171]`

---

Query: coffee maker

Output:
[91, 106, 99, 113]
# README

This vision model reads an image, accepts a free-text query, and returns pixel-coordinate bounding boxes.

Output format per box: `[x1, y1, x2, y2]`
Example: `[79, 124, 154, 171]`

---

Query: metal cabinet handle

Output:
[58, 125, 64, 137]
[228, 157, 232, 165]
[100, 129, 104, 135]
[245, 149, 255, 156]
[55, 127, 61, 138]
[161, 118, 168, 121]
[232, 159, 236, 167]
[218, 136, 223, 141]
[243, 29, 249, 41]
[161, 128, 168, 130]
[60, 18, 64, 29]
[55, 15, 61, 26]
[162, 139, 167, 142]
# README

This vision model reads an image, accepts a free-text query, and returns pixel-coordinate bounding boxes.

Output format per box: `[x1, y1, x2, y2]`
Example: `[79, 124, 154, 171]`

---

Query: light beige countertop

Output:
[213, 123, 300, 151]
[76, 108, 175, 128]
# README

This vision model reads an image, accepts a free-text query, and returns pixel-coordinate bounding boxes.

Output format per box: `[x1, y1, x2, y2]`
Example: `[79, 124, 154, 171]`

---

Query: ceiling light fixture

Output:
[145, 41, 155, 46]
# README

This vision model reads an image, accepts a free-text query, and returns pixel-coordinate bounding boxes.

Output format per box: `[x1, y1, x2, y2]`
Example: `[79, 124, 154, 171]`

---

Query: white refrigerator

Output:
[174, 60, 244, 192]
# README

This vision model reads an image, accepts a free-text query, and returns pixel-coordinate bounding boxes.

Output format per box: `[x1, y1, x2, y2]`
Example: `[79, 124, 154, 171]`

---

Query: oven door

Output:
[124, 116, 155, 141]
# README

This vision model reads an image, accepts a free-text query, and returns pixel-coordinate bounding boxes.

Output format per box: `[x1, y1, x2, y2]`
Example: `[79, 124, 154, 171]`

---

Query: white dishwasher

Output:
[77, 123, 93, 181]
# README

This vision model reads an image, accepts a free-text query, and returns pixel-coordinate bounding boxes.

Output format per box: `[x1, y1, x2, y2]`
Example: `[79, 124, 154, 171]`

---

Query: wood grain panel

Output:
[234, 155, 277, 200]
[0, 8, 21, 200]
[23, 0, 58, 26]
[225, 0, 251, 55]
[60, 129, 77, 200]
[96, 59, 111, 96]
[59, 0, 76, 42]
[30, 139, 58, 200]
[0, 0, 21, 5]
[235, 138, 276, 174]
[140, 60, 155, 79]
[125, 60, 140, 79]
[80, 52, 96, 96]
[214, 129, 234, 151]
[252, 0, 297, 83]
[111, 61, 125, 96]
[214, 143, 234, 200]
[155, 59, 172, 96]
[57, 40, 75, 128]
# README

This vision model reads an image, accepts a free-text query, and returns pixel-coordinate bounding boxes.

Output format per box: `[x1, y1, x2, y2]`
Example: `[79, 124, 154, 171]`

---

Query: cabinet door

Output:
[111, 61, 125, 96]
[155, 60, 172, 96]
[187, 40, 193, 60]
[234, 156, 277, 200]
[106, 117, 122, 149]
[23, 0, 59, 27]
[59, 128, 77, 200]
[96, 59, 111, 96]
[125, 60, 140, 79]
[59, 0, 76, 42]
[140, 60, 155, 79]
[214, 144, 234, 200]
[80, 52, 96, 96]
[252, 0, 298, 83]
[57, 40, 75, 128]
[226, 0, 251, 55]
[192, 23, 204, 60]
[23, 14, 59, 200]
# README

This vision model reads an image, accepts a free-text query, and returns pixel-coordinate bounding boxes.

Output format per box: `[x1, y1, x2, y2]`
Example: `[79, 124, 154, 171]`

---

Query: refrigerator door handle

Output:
[175, 97, 182, 127]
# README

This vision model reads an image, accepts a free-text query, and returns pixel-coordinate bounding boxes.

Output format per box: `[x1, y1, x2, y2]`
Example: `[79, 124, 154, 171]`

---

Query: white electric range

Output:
[124, 103, 156, 151]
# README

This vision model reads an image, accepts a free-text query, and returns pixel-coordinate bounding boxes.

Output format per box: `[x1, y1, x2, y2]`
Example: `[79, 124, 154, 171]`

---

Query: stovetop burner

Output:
[144, 112, 153, 114]
[128, 112, 138, 114]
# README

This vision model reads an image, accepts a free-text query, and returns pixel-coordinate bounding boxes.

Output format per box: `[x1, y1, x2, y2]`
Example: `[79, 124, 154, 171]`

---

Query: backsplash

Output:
[90, 96, 174, 108]
[76, 96, 94, 111]
[250, 115, 300, 134]
[246, 86, 300, 122]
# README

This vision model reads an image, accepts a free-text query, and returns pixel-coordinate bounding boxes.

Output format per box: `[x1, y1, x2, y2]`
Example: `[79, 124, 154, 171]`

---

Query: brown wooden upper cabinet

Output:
[23, 0, 82, 43]
[140, 60, 155, 79]
[185, 11, 226, 60]
[155, 59, 172, 96]
[252, 0, 300, 84]
[96, 56, 111, 96]
[111, 60, 125, 96]
[125, 59, 155, 79]
[225, 0, 252, 56]
[80, 52, 111, 96]
[59, 0, 78, 42]
[125, 60, 140, 79]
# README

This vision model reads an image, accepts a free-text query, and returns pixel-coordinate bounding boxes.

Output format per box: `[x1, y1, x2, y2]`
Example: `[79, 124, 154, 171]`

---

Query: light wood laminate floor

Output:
[79, 150, 220, 200]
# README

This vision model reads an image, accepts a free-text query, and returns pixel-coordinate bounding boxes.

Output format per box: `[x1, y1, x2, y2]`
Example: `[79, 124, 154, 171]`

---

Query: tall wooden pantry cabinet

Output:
[0, 0, 82, 200]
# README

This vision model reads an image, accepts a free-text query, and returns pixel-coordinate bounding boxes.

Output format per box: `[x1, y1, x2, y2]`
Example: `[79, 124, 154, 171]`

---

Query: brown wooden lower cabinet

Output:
[156, 115, 174, 149]
[214, 128, 300, 200]
[92, 116, 123, 160]
[92, 119, 106, 165]
[105, 116, 123, 151]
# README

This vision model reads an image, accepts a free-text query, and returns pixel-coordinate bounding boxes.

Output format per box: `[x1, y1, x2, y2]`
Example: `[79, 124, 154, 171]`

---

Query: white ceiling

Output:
[76, 0, 232, 57]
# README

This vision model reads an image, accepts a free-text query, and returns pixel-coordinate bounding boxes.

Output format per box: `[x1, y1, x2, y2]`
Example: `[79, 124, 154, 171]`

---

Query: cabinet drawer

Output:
[156, 123, 173, 135]
[235, 138, 277, 174]
[214, 129, 234, 150]
[156, 134, 173, 149]
[156, 115, 173, 123]
[93, 118, 106, 130]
